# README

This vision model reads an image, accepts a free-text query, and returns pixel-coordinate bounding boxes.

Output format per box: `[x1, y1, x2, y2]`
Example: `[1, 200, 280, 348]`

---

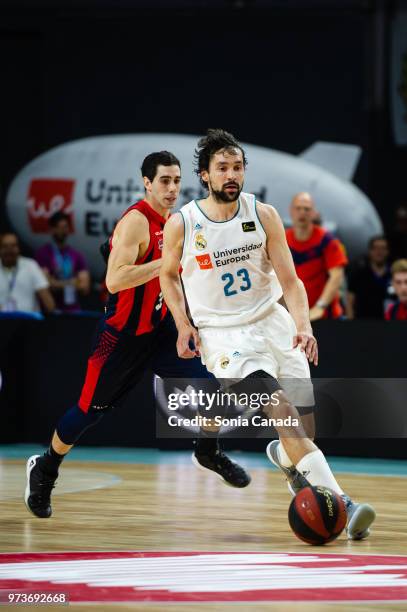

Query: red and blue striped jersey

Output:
[105, 199, 168, 335]
[385, 301, 407, 320]
[286, 225, 348, 318]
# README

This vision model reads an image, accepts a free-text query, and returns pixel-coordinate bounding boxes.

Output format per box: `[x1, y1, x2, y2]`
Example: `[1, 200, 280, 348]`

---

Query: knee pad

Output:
[226, 370, 282, 418]
[56, 404, 108, 446]
[297, 405, 315, 416]
[231, 369, 282, 395]
[247, 370, 274, 379]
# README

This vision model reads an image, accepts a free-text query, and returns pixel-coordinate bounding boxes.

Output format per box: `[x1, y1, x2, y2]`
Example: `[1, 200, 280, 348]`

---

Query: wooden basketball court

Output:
[0, 448, 406, 611]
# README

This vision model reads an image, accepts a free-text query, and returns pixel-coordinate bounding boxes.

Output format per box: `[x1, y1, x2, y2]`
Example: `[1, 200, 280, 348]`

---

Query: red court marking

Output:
[1, 552, 407, 603]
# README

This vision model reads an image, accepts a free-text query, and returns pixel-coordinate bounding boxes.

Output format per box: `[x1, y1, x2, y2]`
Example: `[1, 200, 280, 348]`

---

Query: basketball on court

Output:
[288, 485, 347, 545]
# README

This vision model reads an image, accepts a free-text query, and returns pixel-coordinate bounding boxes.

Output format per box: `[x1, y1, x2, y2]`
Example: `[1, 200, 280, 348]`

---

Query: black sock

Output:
[195, 429, 220, 455]
[37, 445, 66, 478]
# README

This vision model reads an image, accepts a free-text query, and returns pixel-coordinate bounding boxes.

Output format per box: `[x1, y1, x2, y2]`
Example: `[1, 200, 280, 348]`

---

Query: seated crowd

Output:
[1, 199, 406, 320]
[0, 212, 90, 315]
[284, 193, 407, 321]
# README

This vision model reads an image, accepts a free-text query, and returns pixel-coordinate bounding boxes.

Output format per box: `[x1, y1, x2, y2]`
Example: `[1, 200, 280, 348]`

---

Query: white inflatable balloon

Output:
[6, 133, 382, 277]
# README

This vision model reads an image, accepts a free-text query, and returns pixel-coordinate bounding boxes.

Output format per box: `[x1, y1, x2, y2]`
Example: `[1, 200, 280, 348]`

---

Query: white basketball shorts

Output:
[199, 302, 314, 407]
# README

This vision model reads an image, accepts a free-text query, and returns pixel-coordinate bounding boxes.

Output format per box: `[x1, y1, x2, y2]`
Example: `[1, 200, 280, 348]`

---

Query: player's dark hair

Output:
[368, 235, 388, 249]
[141, 151, 180, 182]
[194, 128, 248, 188]
[49, 212, 70, 228]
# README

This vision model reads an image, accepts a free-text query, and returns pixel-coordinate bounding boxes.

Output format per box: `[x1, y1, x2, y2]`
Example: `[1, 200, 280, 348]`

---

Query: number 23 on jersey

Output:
[221, 268, 252, 297]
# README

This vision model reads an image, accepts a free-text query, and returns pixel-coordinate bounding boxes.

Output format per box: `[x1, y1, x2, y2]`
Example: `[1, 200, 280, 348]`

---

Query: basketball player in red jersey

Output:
[24, 151, 250, 519]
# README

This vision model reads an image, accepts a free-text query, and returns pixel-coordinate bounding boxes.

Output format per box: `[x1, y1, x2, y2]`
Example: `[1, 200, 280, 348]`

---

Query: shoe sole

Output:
[24, 455, 41, 516]
[191, 453, 238, 488]
[266, 441, 296, 496]
[347, 503, 376, 540]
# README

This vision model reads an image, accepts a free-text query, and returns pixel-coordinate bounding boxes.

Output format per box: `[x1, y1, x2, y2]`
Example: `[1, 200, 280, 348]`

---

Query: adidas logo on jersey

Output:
[195, 254, 213, 270]
[194, 223, 202, 230]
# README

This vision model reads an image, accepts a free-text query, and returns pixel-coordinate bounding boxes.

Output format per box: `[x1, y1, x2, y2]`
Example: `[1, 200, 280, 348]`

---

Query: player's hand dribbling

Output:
[293, 330, 318, 366]
[176, 323, 201, 359]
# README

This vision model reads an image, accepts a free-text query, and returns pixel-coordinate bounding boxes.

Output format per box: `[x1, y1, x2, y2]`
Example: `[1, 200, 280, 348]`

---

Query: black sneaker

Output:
[192, 450, 251, 488]
[24, 455, 56, 518]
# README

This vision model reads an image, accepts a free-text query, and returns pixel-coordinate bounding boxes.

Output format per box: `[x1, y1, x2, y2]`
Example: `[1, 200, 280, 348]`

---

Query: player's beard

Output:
[209, 179, 242, 203]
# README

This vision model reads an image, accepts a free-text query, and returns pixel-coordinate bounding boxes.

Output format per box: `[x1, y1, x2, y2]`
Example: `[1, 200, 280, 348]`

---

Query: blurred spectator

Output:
[385, 259, 407, 320]
[388, 205, 407, 261]
[286, 192, 348, 320]
[311, 209, 323, 226]
[346, 236, 393, 319]
[0, 233, 55, 313]
[35, 212, 90, 313]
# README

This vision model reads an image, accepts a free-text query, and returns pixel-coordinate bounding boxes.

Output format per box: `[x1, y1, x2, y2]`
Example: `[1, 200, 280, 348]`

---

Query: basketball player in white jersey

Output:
[160, 129, 376, 540]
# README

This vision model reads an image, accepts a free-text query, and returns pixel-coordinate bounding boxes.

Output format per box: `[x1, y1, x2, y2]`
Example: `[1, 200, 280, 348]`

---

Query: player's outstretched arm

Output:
[257, 202, 318, 365]
[106, 210, 161, 293]
[160, 214, 200, 359]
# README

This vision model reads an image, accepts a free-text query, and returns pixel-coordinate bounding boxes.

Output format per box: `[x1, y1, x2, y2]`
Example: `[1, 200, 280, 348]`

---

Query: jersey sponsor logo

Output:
[242, 221, 256, 232]
[213, 242, 262, 267]
[2, 551, 407, 603]
[154, 230, 164, 250]
[232, 351, 241, 358]
[213, 242, 262, 259]
[154, 291, 164, 311]
[216, 253, 250, 267]
[194, 223, 203, 230]
[195, 254, 213, 269]
[27, 178, 76, 233]
[194, 233, 207, 250]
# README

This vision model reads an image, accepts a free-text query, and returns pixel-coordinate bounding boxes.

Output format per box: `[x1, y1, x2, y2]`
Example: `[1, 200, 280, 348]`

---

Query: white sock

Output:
[296, 449, 344, 496]
[277, 442, 294, 468]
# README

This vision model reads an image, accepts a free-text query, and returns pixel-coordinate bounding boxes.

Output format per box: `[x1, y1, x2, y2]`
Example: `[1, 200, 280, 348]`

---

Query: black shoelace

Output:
[31, 478, 55, 504]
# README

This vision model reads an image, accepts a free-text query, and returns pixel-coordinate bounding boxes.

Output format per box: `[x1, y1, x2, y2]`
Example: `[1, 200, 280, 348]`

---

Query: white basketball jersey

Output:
[179, 193, 282, 328]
